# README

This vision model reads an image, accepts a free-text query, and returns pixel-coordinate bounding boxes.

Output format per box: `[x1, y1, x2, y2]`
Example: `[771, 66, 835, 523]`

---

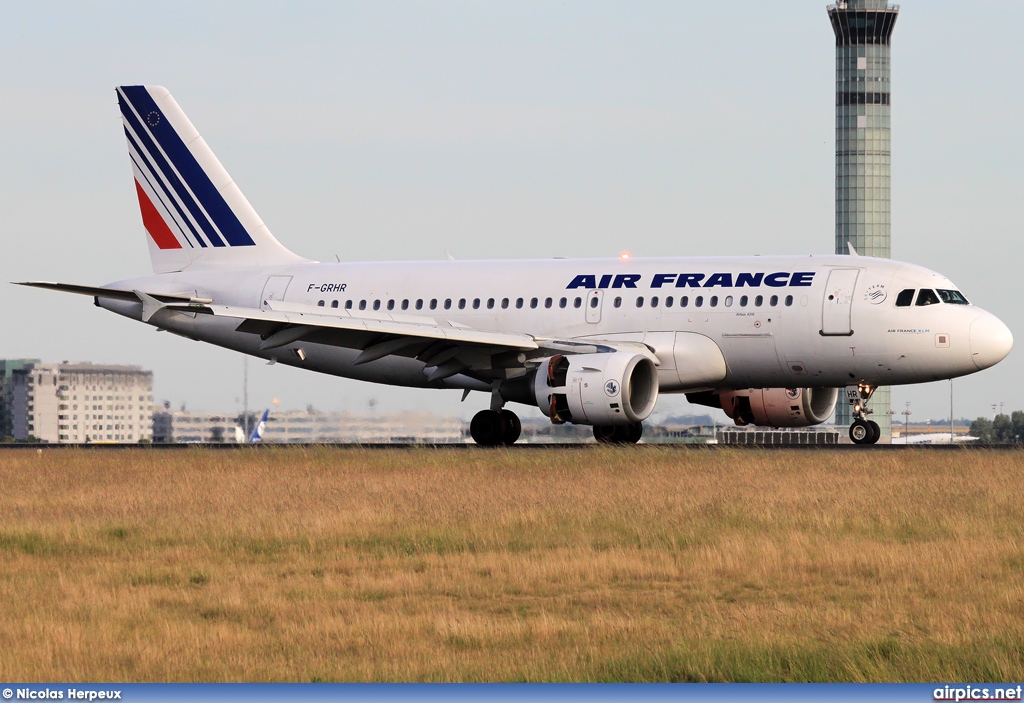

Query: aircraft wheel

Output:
[593, 425, 623, 444]
[849, 419, 872, 444]
[471, 409, 505, 446]
[500, 409, 521, 446]
[594, 425, 642, 444]
[866, 420, 881, 444]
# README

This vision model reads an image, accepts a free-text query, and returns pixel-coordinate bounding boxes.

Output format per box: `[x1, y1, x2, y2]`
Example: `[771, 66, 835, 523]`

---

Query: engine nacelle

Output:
[718, 387, 839, 428]
[530, 352, 659, 426]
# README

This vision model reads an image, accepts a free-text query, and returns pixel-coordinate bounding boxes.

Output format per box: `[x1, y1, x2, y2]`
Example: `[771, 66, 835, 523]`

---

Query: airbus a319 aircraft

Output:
[19, 86, 1013, 445]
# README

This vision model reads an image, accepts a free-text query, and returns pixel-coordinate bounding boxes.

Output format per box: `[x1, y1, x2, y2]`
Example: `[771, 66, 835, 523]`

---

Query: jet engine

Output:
[690, 387, 839, 428]
[501, 352, 659, 426]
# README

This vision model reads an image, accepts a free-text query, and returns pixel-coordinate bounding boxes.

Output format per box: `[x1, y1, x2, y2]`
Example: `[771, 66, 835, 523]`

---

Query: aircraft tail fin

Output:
[116, 86, 308, 273]
[249, 409, 270, 443]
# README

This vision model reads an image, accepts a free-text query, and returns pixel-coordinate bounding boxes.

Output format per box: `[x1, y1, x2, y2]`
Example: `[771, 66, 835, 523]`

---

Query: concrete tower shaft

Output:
[828, 1, 899, 440]
[829, 1, 898, 258]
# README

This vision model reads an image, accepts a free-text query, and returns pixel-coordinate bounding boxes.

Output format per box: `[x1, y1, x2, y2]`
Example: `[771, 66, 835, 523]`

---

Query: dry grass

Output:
[1, 446, 1023, 682]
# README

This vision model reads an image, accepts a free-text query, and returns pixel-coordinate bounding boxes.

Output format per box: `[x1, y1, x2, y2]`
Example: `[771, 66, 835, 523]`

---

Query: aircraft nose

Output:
[969, 312, 1013, 370]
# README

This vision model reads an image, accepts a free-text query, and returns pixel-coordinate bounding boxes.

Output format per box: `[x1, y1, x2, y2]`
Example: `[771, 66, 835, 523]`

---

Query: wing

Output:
[15, 282, 656, 383]
[196, 300, 651, 382]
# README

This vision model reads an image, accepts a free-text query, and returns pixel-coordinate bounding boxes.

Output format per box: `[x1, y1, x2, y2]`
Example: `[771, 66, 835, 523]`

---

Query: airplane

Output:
[16, 86, 1014, 445]
[249, 409, 270, 443]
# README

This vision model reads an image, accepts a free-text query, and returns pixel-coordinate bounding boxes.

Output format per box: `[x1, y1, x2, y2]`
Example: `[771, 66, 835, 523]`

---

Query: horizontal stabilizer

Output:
[14, 281, 212, 304]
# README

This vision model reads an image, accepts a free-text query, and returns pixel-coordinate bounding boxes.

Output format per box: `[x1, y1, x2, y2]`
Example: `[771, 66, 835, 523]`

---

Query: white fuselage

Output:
[98, 253, 1011, 402]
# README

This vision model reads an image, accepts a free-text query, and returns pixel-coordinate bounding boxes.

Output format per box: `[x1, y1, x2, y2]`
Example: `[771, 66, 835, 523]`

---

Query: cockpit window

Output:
[895, 289, 915, 307]
[937, 289, 970, 305]
[916, 289, 940, 306]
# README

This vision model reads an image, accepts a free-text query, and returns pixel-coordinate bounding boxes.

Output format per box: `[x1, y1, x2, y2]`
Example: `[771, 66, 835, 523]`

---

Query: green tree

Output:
[1011, 411, 1024, 444]
[970, 417, 994, 443]
[993, 414, 1014, 443]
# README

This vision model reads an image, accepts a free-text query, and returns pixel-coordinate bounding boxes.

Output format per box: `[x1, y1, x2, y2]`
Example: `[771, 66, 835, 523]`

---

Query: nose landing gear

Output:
[846, 383, 881, 444]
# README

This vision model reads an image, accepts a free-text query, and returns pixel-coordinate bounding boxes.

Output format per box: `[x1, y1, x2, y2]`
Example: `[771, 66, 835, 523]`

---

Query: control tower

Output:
[828, 1, 899, 439]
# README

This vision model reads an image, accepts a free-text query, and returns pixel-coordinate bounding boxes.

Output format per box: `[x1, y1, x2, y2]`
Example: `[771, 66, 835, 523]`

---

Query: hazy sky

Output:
[2, 2, 1021, 423]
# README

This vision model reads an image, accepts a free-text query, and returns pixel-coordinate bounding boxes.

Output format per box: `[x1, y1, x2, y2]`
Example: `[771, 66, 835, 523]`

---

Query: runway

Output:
[0, 442, 1008, 451]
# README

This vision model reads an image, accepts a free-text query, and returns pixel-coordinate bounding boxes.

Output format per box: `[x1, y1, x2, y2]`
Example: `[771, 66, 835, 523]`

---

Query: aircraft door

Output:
[260, 275, 292, 310]
[586, 290, 603, 324]
[820, 268, 860, 336]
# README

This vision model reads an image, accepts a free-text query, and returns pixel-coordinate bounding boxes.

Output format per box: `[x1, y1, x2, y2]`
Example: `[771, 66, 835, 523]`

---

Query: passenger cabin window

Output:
[665, 296, 674, 308]
[559, 297, 567, 308]
[373, 300, 381, 311]
[516, 298, 524, 309]
[755, 295, 763, 307]
[472, 298, 480, 309]
[530, 297, 538, 309]
[680, 296, 689, 308]
[650, 296, 659, 308]
[785, 295, 794, 306]
[739, 295, 748, 307]
[916, 289, 940, 306]
[724, 296, 733, 307]
[636, 296, 644, 308]
[345, 301, 353, 310]
[938, 289, 970, 305]
[331, 300, 339, 309]
[444, 299, 452, 310]
[695, 296, 704, 308]
[430, 299, 438, 310]
[458, 298, 466, 310]
[317, 300, 325, 307]
[613, 297, 622, 308]
[487, 298, 495, 309]
[590, 296, 599, 308]
[387, 300, 395, 310]
[415, 299, 423, 310]
[501, 298, 509, 309]
[710, 296, 719, 307]
[401, 300, 409, 310]
[545, 297, 553, 309]
[359, 300, 367, 310]
[770, 295, 778, 307]
[574, 297, 582, 308]
[895, 289, 915, 307]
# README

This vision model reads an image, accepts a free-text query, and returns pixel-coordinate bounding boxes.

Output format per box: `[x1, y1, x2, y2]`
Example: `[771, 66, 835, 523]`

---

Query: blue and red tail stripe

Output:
[117, 86, 255, 248]
[133, 180, 182, 250]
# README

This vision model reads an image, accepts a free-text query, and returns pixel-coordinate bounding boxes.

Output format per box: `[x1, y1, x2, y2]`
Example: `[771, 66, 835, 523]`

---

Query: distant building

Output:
[8, 362, 153, 443]
[152, 409, 466, 444]
[152, 410, 248, 444]
[0, 359, 39, 439]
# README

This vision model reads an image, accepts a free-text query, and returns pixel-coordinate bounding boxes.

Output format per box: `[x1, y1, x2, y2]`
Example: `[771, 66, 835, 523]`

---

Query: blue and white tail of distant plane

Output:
[249, 409, 270, 443]
[116, 85, 307, 274]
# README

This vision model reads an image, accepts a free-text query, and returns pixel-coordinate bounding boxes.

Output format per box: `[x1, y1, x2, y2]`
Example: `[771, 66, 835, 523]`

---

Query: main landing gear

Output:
[846, 383, 880, 445]
[593, 423, 643, 444]
[470, 409, 521, 446]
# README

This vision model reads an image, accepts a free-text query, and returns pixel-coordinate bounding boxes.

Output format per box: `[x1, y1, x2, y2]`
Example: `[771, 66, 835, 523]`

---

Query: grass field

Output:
[1, 446, 1023, 682]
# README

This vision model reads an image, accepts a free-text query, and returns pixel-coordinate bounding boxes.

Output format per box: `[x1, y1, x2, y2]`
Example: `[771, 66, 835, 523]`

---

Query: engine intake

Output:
[508, 351, 659, 426]
[690, 387, 838, 428]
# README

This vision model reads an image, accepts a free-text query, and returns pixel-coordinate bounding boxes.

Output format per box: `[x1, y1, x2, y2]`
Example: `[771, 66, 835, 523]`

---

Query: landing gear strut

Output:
[593, 423, 643, 444]
[470, 409, 521, 446]
[846, 383, 881, 445]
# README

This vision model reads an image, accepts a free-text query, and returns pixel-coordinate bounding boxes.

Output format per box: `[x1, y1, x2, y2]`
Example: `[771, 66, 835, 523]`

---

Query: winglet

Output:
[847, 241, 859, 256]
